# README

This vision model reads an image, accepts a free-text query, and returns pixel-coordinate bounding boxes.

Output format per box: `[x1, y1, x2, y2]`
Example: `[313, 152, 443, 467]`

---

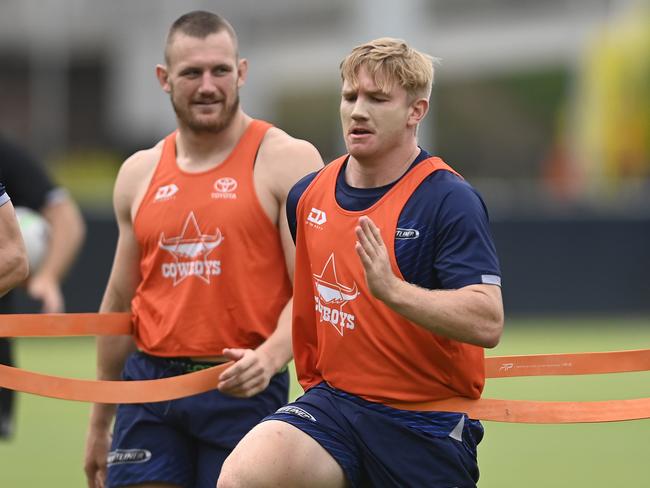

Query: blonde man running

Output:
[219, 38, 503, 488]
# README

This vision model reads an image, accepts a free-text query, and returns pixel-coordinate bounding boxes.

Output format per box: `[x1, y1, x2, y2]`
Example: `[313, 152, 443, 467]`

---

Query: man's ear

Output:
[407, 98, 429, 128]
[237, 58, 248, 88]
[156, 64, 171, 93]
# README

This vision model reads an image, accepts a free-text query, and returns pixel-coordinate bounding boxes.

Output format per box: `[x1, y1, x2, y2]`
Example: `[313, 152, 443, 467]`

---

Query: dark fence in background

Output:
[11, 215, 650, 316]
[492, 218, 650, 315]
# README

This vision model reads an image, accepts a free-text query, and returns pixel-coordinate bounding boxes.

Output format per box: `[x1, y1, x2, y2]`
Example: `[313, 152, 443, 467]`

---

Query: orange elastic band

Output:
[386, 397, 650, 423]
[0, 362, 229, 403]
[0, 313, 648, 423]
[0, 312, 132, 337]
[485, 349, 650, 377]
[2, 313, 648, 377]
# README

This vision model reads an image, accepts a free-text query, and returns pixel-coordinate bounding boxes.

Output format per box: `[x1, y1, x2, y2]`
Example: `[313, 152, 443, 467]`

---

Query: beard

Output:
[170, 89, 240, 134]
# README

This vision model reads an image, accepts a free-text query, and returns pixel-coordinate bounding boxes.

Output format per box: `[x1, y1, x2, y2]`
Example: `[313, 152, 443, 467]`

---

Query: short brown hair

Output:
[165, 11, 238, 63]
[340, 37, 435, 100]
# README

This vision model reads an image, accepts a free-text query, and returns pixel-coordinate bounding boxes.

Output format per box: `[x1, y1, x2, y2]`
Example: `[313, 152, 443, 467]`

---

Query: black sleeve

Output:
[0, 138, 57, 210]
[286, 171, 320, 243]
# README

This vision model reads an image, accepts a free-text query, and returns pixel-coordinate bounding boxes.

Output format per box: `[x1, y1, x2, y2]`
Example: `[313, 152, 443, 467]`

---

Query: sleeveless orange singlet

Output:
[131, 120, 291, 357]
[293, 156, 485, 404]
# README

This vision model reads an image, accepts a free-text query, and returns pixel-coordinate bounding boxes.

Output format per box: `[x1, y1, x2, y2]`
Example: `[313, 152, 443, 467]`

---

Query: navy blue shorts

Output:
[264, 383, 483, 488]
[107, 352, 289, 488]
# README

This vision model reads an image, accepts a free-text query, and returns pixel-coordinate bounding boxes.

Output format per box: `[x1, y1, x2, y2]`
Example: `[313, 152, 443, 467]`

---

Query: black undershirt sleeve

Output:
[0, 138, 57, 211]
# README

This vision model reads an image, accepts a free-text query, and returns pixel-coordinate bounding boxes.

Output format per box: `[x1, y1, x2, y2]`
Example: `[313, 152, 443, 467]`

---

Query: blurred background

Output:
[0, 0, 648, 315]
[0, 0, 648, 486]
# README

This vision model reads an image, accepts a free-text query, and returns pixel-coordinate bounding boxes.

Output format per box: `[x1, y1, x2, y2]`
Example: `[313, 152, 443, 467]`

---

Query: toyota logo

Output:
[214, 177, 238, 193]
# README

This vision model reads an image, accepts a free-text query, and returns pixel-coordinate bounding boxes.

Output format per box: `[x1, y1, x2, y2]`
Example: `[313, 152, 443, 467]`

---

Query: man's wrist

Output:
[380, 275, 405, 308]
[255, 345, 287, 374]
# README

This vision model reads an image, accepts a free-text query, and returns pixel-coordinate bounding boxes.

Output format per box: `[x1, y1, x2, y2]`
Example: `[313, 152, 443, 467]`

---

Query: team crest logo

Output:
[154, 183, 178, 202]
[159, 212, 223, 285]
[211, 177, 238, 199]
[307, 207, 327, 227]
[313, 253, 359, 335]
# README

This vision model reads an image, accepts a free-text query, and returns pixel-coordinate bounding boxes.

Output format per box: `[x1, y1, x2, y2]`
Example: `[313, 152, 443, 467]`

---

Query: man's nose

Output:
[350, 99, 368, 119]
[198, 72, 217, 93]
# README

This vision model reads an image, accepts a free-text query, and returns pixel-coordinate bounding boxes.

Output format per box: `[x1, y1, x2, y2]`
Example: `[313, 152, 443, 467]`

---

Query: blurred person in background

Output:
[0, 182, 29, 296]
[0, 135, 86, 440]
[219, 37, 503, 488]
[83, 10, 323, 488]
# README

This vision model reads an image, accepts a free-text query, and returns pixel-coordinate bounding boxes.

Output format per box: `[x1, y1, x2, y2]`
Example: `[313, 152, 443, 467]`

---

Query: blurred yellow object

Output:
[574, 2, 650, 197]
[50, 150, 120, 213]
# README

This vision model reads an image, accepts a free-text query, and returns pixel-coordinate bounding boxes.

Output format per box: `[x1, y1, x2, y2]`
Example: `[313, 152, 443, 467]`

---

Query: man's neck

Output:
[346, 142, 420, 189]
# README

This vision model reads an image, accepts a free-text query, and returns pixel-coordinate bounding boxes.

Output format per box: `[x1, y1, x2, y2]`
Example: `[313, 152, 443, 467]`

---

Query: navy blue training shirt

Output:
[286, 149, 501, 291]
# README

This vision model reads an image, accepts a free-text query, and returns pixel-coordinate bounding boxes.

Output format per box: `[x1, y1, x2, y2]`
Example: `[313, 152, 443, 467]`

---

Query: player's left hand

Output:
[218, 348, 276, 398]
[26, 273, 64, 313]
[355, 215, 399, 303]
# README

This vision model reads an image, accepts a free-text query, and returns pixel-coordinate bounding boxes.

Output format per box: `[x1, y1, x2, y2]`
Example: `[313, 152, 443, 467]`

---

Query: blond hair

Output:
[340, 37, 435, 100]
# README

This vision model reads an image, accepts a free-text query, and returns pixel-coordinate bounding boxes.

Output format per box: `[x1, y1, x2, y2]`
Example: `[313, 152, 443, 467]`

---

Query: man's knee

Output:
[217, 421, 299, 488]
[216, 454, 253, 488]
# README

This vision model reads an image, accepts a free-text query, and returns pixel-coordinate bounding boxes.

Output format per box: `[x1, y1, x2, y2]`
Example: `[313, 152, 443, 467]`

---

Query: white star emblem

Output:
[159, 212, 223, 285]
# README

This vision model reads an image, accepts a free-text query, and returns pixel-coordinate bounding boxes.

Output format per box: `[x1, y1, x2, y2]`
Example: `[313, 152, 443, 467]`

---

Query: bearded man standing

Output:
[83, 11, 323, 488]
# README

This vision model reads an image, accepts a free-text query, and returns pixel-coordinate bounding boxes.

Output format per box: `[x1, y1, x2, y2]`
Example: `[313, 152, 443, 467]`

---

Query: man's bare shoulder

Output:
[257, 127, 323, 192]
[261, 127, 322, 164]
[118, 141, 164, 181]
[114, 140, 165, 210]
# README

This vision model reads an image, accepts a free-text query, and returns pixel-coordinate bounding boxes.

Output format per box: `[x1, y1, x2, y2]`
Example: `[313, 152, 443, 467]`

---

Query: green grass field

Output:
[1, 317, 648, 487]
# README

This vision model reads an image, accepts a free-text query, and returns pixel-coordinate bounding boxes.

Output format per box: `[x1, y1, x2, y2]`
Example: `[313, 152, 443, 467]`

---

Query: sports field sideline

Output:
[1, 317, 648, 487]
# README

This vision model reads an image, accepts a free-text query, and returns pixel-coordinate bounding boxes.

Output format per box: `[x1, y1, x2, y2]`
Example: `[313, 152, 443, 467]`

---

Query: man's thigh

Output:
[218, 420, 347, 488]
[259, 383, 481, 487]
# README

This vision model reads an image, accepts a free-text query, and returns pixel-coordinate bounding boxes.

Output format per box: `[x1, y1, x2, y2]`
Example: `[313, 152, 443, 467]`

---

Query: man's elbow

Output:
[479, 309, 504, 349]
[481, 325, 502, 349]
[1, 250, 29, 296]
[14, 249, 29, 283]
[473, 286, 504, 349]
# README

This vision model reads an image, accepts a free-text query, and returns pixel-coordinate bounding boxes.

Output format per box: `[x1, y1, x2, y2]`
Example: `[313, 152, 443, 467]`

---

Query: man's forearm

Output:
[39, 198, 86, 280]
[383, 281, 504, 348]
[89, 334, 136, 429]
[255, 298, 293, 373]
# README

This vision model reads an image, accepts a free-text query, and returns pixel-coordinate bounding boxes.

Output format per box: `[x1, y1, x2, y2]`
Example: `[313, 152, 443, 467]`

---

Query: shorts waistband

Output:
[136, 351, 289, 375]
[137, 351, 227, 373]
